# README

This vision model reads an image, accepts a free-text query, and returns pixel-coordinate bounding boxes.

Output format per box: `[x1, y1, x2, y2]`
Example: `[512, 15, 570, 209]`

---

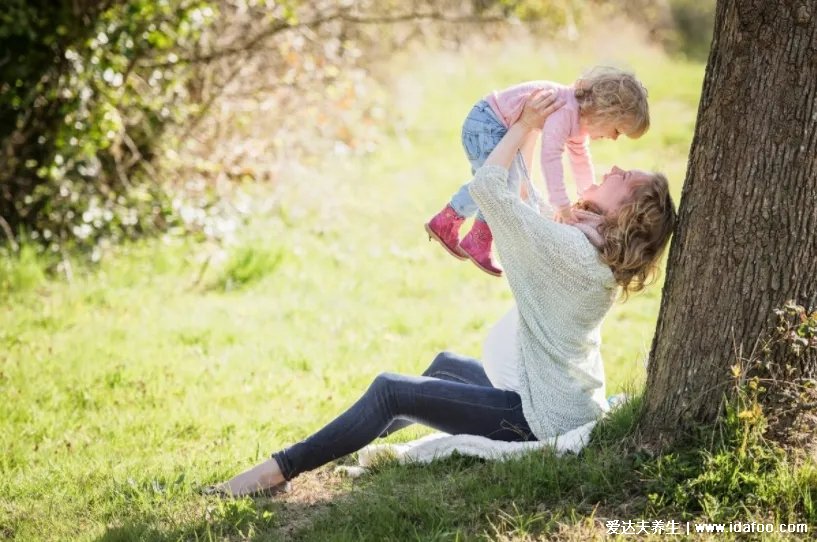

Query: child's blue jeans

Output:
[450, 100, 541, 220]
[272, 351, 535, 481]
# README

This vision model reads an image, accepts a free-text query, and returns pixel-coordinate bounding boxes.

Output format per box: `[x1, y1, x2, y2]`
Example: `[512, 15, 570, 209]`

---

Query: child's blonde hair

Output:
[575, 66, 650, 139]
[576, 172, 676, 297]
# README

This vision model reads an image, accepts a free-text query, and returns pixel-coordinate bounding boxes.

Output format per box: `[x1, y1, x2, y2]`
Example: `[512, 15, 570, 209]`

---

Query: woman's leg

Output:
[378, 350, 492, 437]
[420, 350, 493, 386]
[272, 371, 532, 482]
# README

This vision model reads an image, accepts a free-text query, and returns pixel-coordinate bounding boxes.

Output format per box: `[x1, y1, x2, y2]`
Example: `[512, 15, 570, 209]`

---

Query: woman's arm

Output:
[521, 131, 538, 172]
[518, 131, 538, 201]
[483, 123, 533, 170]
[484, 90, 562, 169]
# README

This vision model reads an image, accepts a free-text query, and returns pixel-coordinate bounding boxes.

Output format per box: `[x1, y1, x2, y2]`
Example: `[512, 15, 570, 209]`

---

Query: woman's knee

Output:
[369, 372, 402, 395]
[368, 372, 410, 412]
[423, 351, 458, 376]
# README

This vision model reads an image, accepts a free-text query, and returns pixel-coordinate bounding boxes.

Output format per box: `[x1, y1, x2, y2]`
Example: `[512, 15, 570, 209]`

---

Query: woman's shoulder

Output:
[543, 225, 616, 286]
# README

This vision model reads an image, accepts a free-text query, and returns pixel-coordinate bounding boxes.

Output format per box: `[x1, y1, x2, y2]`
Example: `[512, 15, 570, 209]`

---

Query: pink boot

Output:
[425, 204, 467, 260]
[459, 219, 502, 277]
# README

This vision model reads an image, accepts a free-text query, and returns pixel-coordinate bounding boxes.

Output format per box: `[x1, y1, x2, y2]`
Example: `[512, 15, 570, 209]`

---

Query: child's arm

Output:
[566, 136, 595, 197]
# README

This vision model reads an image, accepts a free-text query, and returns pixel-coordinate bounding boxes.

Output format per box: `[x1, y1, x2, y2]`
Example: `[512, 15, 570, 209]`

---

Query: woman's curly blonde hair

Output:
[575, 66, 650, 139]
[576, 173, 677, 297]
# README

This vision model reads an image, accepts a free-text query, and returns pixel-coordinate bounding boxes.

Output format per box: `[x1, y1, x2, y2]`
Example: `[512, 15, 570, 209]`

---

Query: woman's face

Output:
[583, 166, 651, 214]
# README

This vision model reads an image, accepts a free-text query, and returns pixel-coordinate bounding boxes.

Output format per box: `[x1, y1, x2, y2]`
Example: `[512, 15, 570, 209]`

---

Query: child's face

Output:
[583, 118, 624, 141]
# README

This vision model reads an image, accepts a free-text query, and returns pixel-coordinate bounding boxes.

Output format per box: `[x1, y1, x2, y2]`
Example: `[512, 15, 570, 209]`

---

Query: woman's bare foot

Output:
[209, 458, 288, 497]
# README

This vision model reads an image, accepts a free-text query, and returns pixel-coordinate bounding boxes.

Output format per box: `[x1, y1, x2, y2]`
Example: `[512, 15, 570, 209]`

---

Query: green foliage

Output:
[585, 0, 715, 61]
[205, 498, 278, 538]
[0, 0, 215, 254]
[0, 243, 49, 294]
[771, 301, 817, 357]
[641, 396, 815, 527]
[641, 303, 817, 526]
[643, 405, 767, 519]
[746, 301, 817, 455]
[500, 0, 583, 27]
[0, 0, 714, 261]
[212, 244, 285, 292]
[667, 0, 716, 60]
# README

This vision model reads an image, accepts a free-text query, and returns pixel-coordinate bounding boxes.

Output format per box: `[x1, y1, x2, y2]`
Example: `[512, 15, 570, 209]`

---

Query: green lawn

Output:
[1, 31, 706, 541]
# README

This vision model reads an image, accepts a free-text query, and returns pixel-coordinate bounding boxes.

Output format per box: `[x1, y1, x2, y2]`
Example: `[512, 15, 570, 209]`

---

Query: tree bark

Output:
[641, 0, 817, 441]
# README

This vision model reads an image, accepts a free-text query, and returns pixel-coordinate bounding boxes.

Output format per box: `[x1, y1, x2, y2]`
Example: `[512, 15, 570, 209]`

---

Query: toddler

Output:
[425, 66, 650, 276]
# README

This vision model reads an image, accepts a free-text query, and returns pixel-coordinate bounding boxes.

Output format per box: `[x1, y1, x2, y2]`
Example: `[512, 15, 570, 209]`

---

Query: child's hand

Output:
[519, 89, 564, 131]
[553, 205, 577, 224]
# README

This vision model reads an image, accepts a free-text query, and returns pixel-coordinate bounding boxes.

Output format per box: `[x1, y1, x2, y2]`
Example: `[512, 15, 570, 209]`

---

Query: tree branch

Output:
[144, 9, 505, 68]
[0, 213, 19, 252]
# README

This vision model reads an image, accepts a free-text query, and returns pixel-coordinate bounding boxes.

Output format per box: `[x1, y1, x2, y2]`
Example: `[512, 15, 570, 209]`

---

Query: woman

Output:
[210, 90, 677, 497]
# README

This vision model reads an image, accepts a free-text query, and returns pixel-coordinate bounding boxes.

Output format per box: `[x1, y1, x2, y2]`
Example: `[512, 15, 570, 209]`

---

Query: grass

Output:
[3, 24, 813, 542]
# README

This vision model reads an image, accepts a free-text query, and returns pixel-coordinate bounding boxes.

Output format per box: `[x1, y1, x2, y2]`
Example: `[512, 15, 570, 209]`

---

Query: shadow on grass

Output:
[92, 400, 644, 542]
[94, 469, 352, 542]
[95, 497, 335, 542]
[96, 394, 817, 541]
[278, 399, 647, 541]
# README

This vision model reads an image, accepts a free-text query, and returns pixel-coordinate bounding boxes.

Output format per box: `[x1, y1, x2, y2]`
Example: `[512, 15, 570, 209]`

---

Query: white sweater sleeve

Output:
[469, 165, 591, 287]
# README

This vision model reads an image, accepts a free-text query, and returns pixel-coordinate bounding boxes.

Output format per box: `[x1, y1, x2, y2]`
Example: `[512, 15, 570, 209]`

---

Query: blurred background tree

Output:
[0, 0, 714, 261]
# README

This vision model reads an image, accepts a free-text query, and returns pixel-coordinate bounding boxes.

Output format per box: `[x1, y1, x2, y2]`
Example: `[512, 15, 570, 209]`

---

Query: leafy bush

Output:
[586, 0, 715, 60]
[0, 0, 214, 254]
[1, 0, 504, 257]
[0, 0, 715, 261]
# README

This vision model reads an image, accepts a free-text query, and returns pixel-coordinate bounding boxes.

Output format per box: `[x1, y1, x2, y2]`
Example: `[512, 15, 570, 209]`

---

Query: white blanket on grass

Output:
[335, 395, 627, 478]
[335, 420, 597, 478]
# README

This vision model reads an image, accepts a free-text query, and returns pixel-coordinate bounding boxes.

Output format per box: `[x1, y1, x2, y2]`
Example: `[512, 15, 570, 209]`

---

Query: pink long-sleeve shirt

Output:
[486, 81, 594, 209]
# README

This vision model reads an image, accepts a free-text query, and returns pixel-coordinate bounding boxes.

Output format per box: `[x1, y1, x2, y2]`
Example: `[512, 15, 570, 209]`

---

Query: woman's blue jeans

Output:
[449, 100, 541, 220]
[272, 351, 535, 480]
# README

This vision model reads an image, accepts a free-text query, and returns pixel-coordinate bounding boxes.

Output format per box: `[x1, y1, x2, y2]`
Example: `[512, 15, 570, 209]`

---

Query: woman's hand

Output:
[519, 89, 564, 131]
[553, 205, 577, 224]
[483, 90, 563, 170]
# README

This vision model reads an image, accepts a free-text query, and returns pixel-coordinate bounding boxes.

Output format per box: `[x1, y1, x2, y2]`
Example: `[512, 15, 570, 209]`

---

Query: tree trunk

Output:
[641, 0, 817, 441]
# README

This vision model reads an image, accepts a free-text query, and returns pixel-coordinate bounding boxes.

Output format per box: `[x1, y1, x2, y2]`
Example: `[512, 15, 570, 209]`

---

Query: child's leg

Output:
[432, 101, 508, 270]
[449, 102, 508, 217]
[461, 148, 526, 277]
[427, 103, 506, 259]
[449, 177, 480, 218]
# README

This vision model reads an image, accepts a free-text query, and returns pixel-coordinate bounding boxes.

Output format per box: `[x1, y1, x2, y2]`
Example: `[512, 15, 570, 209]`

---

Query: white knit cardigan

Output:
[469, 164, 617, 439]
